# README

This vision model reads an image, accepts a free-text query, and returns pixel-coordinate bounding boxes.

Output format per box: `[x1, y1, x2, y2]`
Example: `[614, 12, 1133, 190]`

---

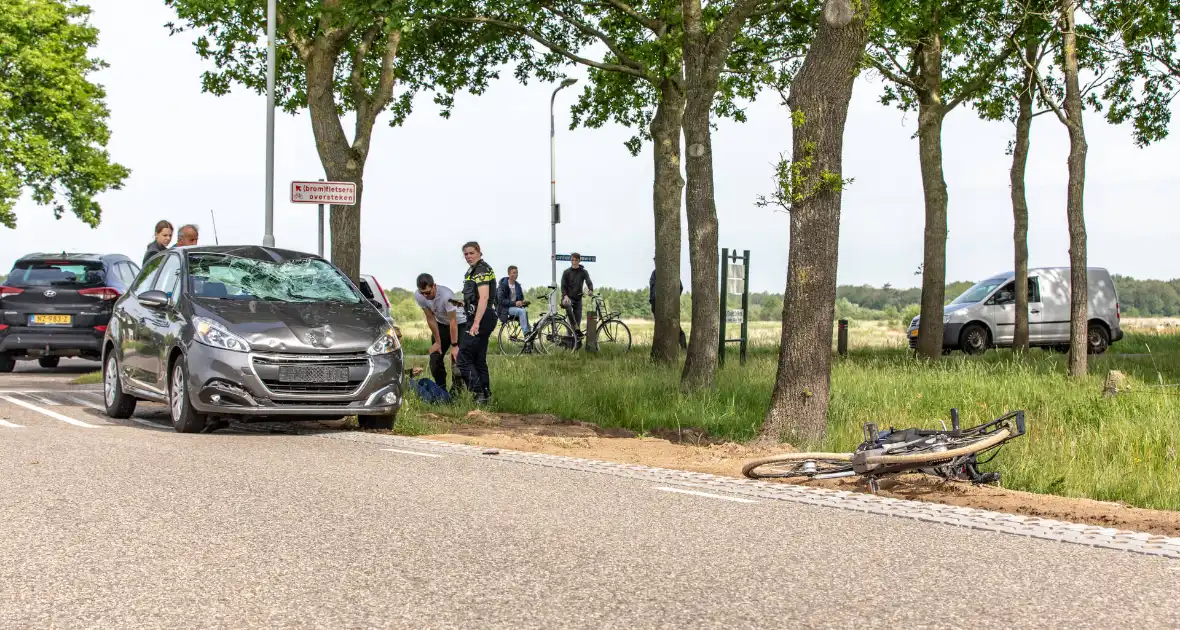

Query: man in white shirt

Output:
[414, 273, 467, 393]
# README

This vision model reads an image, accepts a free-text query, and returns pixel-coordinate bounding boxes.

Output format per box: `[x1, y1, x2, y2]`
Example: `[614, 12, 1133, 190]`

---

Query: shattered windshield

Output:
[186, 254, 361, 303]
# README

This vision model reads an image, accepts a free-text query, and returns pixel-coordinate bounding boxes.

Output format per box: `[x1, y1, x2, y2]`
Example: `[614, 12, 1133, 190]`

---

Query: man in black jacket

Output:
[560, 252, 594, 344]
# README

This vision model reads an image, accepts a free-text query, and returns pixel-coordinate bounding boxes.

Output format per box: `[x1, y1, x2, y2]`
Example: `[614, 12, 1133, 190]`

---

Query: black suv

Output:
[0, 252, 140, 372]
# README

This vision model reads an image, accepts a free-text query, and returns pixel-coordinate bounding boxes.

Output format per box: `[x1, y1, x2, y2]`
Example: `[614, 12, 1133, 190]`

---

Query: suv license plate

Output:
[277, 365, 349, 383]
[31, 314, 72, 326]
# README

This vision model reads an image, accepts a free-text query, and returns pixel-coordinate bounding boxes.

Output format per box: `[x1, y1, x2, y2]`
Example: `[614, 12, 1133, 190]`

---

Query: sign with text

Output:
[555, 254, 596, 262]
[726, 309, 744, 324]
[290, 181, 356, 205]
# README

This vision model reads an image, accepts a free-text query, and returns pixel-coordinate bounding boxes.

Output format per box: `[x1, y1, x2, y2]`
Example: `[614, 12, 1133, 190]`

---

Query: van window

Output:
[990, 279, 1041, 306]
[1027, 278, 1041, 302]
[951, 277, 1007, 305]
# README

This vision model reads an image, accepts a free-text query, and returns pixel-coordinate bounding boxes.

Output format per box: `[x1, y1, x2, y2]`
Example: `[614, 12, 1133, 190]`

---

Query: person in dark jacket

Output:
[560, 253, 594, 342]
[498, 265, 531, 334]
[143, 220, 173, 265]
[460, 241, 497, 405]
[649, 260, 687, 349]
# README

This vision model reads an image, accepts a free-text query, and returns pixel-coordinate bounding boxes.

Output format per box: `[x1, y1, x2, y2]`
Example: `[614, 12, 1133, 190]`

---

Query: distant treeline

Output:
[383, 275, 1180, 325]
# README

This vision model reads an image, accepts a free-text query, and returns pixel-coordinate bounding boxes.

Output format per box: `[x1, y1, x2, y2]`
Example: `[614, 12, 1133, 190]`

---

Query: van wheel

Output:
[960, 324, 990, 355]
[1087, 322, 1110, 355]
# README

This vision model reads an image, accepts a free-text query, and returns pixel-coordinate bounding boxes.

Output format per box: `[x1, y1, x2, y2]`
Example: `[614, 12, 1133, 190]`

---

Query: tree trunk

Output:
[650, 79, 686, 364]
[915, 30, 950, 360]
[759, 0, 871, 445]
[679, 0, 721, 391]
[1010, 37, 1036, 353]
[1060, 0, 1088, 377]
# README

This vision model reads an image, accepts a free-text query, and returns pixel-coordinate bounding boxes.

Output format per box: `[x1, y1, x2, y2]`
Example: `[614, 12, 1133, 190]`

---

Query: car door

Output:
[987, 282, 1017, 345]
[140, 253, 183, 391]
[120, 256, 165, 388]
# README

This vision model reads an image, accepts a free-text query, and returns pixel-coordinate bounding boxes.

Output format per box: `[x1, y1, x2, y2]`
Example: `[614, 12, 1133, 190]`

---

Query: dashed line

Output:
[653, 486, 758, 504]
[380, 448, 443, 458]
[0, 419, 24, 429]
[0, 395, 100, 429]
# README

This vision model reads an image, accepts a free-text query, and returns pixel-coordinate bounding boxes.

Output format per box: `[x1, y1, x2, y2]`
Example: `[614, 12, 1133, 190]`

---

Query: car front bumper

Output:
[906, 322, 963, 349]
[0, 327, 104, 357]
[182, 341, 404, 417]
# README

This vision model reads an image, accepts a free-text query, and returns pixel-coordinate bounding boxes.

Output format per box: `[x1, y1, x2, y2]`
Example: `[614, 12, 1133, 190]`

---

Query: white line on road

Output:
[381, 448, 443, 458]
[64, 395, 105, 411]
[25, 394, 60, 406]
[0, 419, 24, 429]
[0, 395, 101, 429]
[653, 486, 758, 504]
[129, 417, 172, 430]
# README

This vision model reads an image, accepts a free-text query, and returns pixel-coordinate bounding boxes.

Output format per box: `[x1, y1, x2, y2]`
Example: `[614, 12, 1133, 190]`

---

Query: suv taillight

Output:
[0, 287, 23, 298]
[79, 287, 120, 300]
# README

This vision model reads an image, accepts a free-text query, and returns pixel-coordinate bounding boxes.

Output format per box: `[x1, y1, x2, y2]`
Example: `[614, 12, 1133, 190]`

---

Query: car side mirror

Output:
[139, 290, 169, 308]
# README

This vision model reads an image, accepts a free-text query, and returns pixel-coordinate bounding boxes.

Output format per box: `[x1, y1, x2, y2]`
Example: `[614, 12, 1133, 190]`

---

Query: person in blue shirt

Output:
[498, 265, 532, 335]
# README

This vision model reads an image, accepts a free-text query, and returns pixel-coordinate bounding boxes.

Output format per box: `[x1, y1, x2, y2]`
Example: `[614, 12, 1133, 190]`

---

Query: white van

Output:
[907, 267, 1123, 355]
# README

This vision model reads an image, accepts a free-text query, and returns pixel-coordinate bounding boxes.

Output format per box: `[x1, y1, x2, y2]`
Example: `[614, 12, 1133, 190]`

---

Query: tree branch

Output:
[445, 16, 652, 80]
[578, 0, 662, 33]
[1014, 39, 1068, 125]
[540, 4, 646, 71]
[276, 9, 311, 61]
[350, 24, 382, 120]
[867, 55, 921, 91]
[353, 30, 402, 156]
[945, 36, 1019, 112]
[703, 0, 771, 71]
[319, 0, 357, 50]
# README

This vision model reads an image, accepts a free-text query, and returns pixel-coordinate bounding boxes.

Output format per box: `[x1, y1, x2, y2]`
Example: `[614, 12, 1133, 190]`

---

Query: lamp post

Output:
[549, 77, 577, 314]
[263, 0, 276, 248]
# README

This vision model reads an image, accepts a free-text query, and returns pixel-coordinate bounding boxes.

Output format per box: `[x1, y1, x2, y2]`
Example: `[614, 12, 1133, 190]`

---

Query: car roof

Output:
[179, 245, 324, 263]
[14, 252, 129, 263]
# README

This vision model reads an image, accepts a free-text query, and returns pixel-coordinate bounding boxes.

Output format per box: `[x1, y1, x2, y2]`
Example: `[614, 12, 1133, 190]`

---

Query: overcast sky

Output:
[3, 0, 1178, 294]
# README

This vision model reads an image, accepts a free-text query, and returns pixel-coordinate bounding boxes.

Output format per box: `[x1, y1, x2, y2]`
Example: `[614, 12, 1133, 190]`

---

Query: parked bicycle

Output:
[497, 286, 577, 356]
[587, 293, 632, 354]
[742, 409, 1026, 493]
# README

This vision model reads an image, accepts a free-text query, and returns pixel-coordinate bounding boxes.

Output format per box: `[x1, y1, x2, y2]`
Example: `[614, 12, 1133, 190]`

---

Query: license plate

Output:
[31, 314, 72, 326]
[909, 329, 919, 337]
[278, 365, 349, 383]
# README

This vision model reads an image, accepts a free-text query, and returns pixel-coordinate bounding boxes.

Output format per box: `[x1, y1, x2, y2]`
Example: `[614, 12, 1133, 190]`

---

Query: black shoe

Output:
[475, 392, 491, 405]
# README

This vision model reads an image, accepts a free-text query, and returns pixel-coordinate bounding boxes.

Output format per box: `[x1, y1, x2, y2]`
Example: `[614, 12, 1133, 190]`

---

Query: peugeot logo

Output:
[43, 290, 57, 298]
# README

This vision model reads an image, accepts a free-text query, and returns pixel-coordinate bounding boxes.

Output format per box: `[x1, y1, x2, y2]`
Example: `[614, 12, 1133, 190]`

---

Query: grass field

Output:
[397, 318, 1180, 511]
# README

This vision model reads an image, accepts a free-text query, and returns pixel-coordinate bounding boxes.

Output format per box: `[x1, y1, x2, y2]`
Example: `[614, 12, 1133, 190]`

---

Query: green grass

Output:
[398, 331, 1180, 511]
[72, 371, 103, 385]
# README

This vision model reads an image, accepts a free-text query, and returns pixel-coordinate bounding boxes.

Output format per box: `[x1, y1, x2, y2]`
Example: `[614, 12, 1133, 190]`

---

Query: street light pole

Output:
[549, 78, 577, 314]
[263, 0, 276, 248]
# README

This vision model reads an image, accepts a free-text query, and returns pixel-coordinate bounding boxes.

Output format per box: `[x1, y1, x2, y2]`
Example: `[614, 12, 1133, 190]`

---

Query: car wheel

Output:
[358, 414, 395, 431]
[103, 353, 137, 419]
[960, 323, 990, 356]
[169, 360, 207, 433]
[0, 353, 13, 373]
[1087, 322, 1110, 355]
[38, 356, 60, 369]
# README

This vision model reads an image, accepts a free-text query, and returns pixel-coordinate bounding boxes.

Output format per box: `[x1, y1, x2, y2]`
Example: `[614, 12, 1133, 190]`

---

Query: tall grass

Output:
[402, 331, 1180, 511]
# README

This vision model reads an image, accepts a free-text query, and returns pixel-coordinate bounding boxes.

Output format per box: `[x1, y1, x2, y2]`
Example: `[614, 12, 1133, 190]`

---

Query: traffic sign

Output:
[555, 254, 595, 262]
[290, 180, 357, 205]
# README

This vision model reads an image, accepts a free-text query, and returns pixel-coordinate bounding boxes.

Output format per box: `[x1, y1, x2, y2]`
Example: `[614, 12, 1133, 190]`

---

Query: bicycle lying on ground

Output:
[497, 286, 578, 355]
[742, 409, 1026, 493]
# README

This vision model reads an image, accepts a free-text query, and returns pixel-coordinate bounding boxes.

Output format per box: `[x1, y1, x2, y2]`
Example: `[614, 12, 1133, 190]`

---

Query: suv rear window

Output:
[5, 260, 106, 288]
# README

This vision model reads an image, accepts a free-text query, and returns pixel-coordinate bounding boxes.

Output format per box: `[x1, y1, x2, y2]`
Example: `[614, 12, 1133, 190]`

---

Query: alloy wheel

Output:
[171, 364, 184, 423]
[104, 356, 118, 407]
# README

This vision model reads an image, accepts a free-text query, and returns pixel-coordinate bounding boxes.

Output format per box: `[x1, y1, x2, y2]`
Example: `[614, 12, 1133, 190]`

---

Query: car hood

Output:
[912, 303, 978, 324]
[191, 299, 388, 354]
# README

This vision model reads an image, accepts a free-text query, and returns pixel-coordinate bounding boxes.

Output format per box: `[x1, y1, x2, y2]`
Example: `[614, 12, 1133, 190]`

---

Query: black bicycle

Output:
[497, 286, 578, 356]
[742, 409, 1027, 492]
[585, 293, 632, 354]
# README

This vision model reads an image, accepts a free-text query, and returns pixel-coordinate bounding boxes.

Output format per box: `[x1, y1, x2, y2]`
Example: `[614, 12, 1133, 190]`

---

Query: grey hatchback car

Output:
[101, 245, 403, 432]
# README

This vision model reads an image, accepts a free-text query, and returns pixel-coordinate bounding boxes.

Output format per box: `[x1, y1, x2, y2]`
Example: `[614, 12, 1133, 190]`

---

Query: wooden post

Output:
[838, 319, 849, 357]
[740, 249, 750, 366]
[585, 310, 598, 352]
[719, 247, 729, 365]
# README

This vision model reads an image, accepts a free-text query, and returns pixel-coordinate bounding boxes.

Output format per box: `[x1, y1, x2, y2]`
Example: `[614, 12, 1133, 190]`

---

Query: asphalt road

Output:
[1, 363, 1178, 628]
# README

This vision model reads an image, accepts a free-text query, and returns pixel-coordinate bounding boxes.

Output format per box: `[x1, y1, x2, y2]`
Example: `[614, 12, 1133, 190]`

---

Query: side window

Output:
[152, 254, 183, 296]
[124, 262, 141, 285]
[1027, 278, 1041, 303]
[132, 256, 165, 296]
[992, 282, 1016, 305]
[114, 262, 132, 286]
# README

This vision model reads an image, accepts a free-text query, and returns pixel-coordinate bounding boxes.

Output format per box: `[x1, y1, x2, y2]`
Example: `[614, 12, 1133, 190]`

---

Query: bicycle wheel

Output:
[536, 317, 577, 355]
[595, 319, 632, 355]
[742, 452, 854, 480]
[862, 429, 1011, 466]
[498, 319, 525, 356]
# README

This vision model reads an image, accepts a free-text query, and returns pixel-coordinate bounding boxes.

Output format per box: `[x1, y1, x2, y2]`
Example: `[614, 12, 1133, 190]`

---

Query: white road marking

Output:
[25, 394, 60, 406]
[64, 395, 104, 411]
[0, 395, 101, 429]
[381, 448, 442, 458]
[0, 419, 24, 429]
[653, 486, 758, 504]
[129, 417, 172, 430]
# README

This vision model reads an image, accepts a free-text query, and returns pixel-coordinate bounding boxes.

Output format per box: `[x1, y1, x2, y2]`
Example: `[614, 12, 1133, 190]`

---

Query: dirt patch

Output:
[417, 411, 1180, 537]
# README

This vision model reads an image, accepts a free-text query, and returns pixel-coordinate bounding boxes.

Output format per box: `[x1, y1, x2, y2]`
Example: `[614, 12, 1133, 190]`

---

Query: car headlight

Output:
[367, 326, 401, 355]
[193, 316, 250, 352]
